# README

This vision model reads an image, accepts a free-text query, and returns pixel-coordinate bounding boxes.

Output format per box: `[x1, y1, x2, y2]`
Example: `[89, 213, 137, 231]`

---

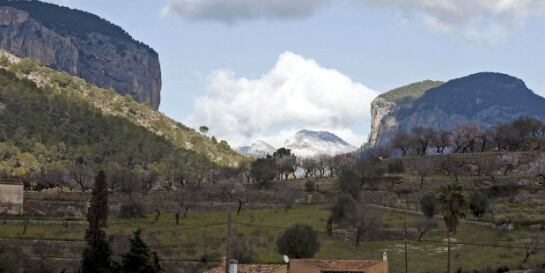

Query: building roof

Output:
[203, 264, 287, 273]
[291, 259, 386, 272]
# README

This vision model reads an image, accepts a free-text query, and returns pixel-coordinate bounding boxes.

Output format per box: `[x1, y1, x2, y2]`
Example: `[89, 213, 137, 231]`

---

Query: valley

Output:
[1, 1, 545, 273]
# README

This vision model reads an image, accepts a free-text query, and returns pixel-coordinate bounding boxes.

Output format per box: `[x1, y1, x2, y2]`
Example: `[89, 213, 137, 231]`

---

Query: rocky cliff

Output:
[368, 73, 545, 147]
[0, 1, 161, 109]
[367, 80, 443, 146]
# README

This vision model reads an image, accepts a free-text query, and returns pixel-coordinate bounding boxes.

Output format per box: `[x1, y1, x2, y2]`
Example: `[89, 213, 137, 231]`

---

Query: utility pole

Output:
[404, 217, 408, 273]
[225, 212, 232, 273]
[447, 232, 451, 273]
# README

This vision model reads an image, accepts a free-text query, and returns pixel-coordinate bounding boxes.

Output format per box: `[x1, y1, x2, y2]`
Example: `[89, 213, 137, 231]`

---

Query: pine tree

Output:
[121, 230, 163, 273]
[81, 170, 113, 273]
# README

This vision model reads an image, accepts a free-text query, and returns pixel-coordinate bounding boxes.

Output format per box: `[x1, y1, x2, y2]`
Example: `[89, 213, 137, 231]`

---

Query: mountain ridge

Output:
[368, 72, 545, 147]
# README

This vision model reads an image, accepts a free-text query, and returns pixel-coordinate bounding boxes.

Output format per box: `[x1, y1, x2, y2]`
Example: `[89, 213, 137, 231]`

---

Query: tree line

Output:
[390, 116, 545, 156]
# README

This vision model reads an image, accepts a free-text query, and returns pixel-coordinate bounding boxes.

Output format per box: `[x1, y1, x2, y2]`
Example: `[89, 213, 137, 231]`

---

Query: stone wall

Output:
[0, 183, 23, 214]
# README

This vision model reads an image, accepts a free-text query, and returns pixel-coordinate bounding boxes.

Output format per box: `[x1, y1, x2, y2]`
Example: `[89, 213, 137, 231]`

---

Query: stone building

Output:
[203, 258, 388, 273]
[0, 180, 24, 215]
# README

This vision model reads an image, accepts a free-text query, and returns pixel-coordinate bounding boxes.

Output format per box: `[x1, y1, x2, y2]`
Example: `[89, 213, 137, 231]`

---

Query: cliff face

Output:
[367, 80, 443, 146]
[368, 73, 545, 147]
[0, 4, 161, 109]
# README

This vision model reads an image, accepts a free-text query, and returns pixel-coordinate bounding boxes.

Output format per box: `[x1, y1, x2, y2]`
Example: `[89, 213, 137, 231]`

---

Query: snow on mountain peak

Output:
[237, 140, 276, 158]
[284, 130, 356, 158]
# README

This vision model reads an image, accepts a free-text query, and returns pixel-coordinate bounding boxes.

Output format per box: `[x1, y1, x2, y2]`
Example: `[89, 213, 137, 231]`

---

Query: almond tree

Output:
[530, 154, 545, 186]
[391, 130, 412, 156]
[352, 202, 382, 246]
[410, 127, 435, 156]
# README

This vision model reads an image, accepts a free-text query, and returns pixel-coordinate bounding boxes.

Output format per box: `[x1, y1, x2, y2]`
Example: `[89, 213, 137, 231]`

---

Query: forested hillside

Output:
[0, 50, 243, 188]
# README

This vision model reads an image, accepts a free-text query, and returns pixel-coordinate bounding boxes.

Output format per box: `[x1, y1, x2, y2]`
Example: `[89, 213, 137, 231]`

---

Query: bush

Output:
[387, 159, 404, 176]
[50, 72, 72, 87]
[0, 55, 9, 67]
[329, 194, 356, 226]
[469, 191, 489, 218]
[304, 179, 316, 193]
[11, 58, 37, 74]
[276, 224, 320, 258]
[231, 243, 256, 264]
[119, 201, 145, 218]
[420, 192, 438, 218]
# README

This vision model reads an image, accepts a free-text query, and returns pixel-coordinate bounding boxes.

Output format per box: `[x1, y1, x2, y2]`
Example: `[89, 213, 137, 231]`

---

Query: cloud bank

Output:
[161, 0, 330, 23]
[162, 0, 545, 42]
[185, 51, 378, 147]
[361, 0, 545, 42]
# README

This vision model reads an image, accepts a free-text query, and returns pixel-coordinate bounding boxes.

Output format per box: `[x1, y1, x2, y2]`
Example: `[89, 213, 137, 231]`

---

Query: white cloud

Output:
[162, 0, 545, 42]
[161, 0, 330, 23]
[185, 51, 378, 147]
[359, 0, 545, 42]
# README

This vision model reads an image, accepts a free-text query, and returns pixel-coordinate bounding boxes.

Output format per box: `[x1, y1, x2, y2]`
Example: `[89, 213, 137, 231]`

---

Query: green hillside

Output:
[379, 80, 443, 109]
[0, 51, 243, 181]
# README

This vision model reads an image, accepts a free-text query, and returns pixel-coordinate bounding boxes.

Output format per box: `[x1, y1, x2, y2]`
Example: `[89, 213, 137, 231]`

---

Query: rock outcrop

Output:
[0, 2, 161, 109]
[368, 73, 545, 147]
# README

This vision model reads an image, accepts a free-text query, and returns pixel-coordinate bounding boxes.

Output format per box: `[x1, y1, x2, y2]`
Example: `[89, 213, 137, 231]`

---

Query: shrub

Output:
[50, 72, 72, 87]
[469, 191, 489, 218]
[0, 55, 9, 67]
[420, 192, 438, 218]
[387, 159, 405, 176]
[276, 224, 320, 258]
[11, 58, 37, 74]
[231, 243, 256, 264]
[304, 179, 316, 193]
[119, 201, 145, 218]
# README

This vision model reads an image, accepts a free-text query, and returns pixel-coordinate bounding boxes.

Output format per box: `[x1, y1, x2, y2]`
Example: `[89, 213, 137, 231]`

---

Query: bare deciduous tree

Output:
[175, 180, 202, 221]
[476, 156, 500, 184]
[411, 127, 435, 156]
[530, 154, 545, 186]
[391, 130, 412, 156]
[431, 130, 451, 154]
[277, 186, 303, 212]
[410, 157, 437, 190]
[440, 155, 466, 182]
[451, 123, 482, 153]
[352, 202, 382, 246]
[499, 153, 522, 176]
[299, 157, 318, 178]
[226, 181, 251, 215]
[416, 216, 437, 241]
[522, 232, 545, 263]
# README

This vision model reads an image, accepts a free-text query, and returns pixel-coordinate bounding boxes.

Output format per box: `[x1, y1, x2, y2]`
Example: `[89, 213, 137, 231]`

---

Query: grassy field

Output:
[1, 204, 544, 273]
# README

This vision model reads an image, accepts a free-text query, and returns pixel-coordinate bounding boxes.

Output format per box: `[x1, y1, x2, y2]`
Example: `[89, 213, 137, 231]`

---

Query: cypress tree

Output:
[88, 170, 109, 228]
[81, 170, 113, 273]
[121, 230, 163, 273]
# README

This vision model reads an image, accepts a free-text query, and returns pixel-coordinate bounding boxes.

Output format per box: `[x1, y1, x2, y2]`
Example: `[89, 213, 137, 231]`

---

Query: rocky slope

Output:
[0, 1, 161, 109]
[238, 140, 276, 159]
[368, 73, 545, 147]
[284, 130, 356, 157]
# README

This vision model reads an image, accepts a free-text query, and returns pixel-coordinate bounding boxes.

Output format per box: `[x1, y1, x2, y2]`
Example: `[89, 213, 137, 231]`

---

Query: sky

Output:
[45, 0, 545, 148]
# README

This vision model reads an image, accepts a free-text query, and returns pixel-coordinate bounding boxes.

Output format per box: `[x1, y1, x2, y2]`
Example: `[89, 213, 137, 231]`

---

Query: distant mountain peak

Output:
[368, 71, 545, 147]
[238, 140, 276, 159]
[284, 129, 356, 158]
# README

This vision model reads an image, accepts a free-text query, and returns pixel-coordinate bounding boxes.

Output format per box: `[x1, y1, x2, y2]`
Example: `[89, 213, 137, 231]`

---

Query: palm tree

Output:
[438, 184, 467, 273]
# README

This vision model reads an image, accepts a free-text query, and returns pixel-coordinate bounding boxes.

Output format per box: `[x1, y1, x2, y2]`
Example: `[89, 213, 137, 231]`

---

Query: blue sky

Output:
[45, 0, 545, 147]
